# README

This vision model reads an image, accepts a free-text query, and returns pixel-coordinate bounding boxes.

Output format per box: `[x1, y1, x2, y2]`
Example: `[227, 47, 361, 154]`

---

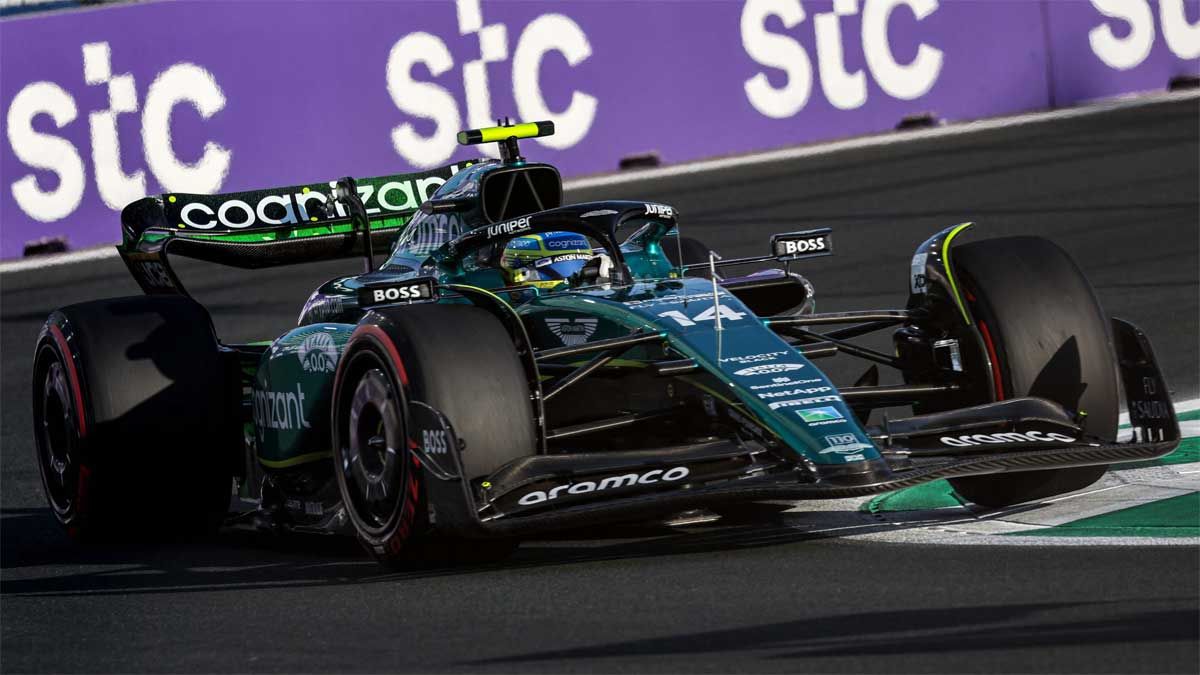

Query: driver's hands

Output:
[571, 253, 615, 287]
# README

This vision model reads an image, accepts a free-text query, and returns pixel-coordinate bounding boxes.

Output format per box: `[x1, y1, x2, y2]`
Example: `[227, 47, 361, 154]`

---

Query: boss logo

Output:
[772, 229, 834, 260]
[422, 429, 449, 455]
[373, 286, 422, 302]
[357, 279, 435, 307]
[777, 237, 826, 255]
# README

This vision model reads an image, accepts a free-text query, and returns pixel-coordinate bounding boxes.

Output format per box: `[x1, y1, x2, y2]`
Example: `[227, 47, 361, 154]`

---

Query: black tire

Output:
[32, 296, 236, 539]
[662, 235, 713, 277]
[947, 236, 1118, 508]
[332, 303, 535, 565]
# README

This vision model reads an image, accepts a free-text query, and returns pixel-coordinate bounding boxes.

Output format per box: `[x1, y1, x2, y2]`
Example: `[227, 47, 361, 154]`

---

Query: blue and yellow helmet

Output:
[501, 231, 592, 289]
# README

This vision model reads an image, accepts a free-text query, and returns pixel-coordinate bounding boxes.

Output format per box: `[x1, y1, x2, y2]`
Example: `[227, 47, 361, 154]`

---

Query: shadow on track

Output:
[3, 502, 975, 598]
[467, 599, 1198, 665]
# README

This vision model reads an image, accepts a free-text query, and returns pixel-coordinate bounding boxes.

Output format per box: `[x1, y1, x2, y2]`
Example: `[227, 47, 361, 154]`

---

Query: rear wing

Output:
[118, 161, 477, 295]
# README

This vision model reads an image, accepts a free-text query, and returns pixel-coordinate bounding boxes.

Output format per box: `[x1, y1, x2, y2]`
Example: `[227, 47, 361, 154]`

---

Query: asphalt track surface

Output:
[2, 96, 1197, 673]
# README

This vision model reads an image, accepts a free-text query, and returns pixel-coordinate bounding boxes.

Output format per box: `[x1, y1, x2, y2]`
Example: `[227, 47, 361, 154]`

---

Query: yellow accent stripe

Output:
[941, 222, 974, 325]
[257, 450, 332, 469]
[477, 123, 542, 143]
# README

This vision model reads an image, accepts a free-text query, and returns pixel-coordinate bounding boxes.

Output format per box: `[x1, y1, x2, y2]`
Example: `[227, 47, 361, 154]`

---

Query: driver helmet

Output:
[500, 231, 593, 289]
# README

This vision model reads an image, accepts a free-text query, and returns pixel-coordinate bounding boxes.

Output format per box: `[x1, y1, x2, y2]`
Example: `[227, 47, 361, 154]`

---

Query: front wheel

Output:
[332, 347, 425, 561]
[947, 236, 1119, 508]
[332, 303, 536, 566]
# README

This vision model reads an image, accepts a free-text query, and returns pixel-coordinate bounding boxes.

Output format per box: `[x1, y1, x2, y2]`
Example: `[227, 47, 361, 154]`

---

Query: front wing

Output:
[406, 318, 1180, 538]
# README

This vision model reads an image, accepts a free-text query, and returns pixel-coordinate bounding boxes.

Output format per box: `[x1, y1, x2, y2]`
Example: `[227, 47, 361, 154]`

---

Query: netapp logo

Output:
[517, 466, 690, 506]
[252, 384, 310, 434]
[487, 216, 531, 238]
[939, 431, 1076, 447]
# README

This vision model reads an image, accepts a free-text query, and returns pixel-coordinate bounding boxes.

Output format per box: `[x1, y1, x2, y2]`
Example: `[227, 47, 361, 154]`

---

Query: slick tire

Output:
[332, 303, 535, 566]
[947, 236, 1118, 508]
[32, 296, 237, 540]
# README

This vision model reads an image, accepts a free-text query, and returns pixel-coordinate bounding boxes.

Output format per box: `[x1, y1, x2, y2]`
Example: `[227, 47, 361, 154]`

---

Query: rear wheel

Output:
[947, 237, 1118, 507]
[333, 303, 535, 565]
[32, 296, 236, 539]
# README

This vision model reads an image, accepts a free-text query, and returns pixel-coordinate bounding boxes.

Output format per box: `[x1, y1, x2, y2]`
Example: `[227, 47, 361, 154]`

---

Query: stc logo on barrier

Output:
[738, 0, 1200, 119]
[4, 0, 596, 226]
[6, 42, 230, 223]
[740, 0, 946, 118]
[386, 0, 597, 168]
[1087, 0, 1200, 69]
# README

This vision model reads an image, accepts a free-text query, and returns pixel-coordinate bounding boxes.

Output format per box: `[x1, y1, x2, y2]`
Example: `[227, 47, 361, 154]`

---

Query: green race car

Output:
[32, 121, 1181, 564]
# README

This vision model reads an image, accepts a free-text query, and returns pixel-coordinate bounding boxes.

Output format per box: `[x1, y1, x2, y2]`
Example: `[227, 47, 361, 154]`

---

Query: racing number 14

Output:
[658, 306, 745, 327]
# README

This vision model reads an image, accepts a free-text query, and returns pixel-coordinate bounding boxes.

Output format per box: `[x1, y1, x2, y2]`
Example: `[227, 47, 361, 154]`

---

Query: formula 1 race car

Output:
[33, 120, 1181, 563]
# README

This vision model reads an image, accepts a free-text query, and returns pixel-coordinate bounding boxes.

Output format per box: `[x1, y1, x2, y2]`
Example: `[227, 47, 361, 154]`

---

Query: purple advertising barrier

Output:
[1046, 0, 1200, 105]
[0, 0, 1195, 259]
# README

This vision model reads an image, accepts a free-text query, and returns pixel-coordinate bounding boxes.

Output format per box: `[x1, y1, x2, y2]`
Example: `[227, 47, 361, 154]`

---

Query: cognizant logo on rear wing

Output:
[161, 162, 475, 231]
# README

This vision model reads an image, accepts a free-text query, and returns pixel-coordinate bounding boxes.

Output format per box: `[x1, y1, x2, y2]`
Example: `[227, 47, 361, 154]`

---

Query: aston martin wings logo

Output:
[545, 317, 599, 346]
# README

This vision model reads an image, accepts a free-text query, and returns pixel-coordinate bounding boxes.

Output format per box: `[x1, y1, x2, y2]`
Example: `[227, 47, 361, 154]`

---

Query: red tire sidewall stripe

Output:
[977, 319, 1005, 401]
[346, 323, 420, 552]
[351, 324, 410, 387]
[48, 323, 87, 438]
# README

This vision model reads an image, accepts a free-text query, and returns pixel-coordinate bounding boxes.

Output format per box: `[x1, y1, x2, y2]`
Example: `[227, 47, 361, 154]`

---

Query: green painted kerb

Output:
[1005, 492, 1200, 538]
[864, 407, 1199, 515]
[864, 479, 964, 513]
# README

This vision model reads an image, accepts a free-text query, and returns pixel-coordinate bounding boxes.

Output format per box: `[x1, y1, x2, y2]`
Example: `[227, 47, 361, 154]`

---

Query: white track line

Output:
[0, 243, 121, 275]
[3, 89, 1196, 275]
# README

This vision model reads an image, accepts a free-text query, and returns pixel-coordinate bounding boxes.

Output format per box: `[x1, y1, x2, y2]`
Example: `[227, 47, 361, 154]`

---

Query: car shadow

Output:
[3, 500, 987, 599]
[464, 599, 1198, 665]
